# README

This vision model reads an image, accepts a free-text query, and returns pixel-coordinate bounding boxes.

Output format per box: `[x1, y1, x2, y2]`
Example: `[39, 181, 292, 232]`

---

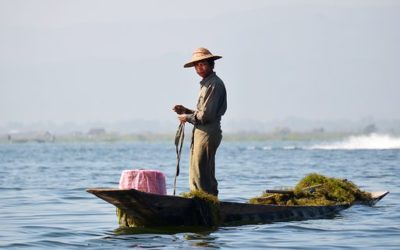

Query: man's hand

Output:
[178, 114, 187, 124]
[173, 105, 192, 115]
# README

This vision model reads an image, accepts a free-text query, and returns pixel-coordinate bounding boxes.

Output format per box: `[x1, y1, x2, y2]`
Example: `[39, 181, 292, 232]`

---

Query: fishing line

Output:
[173, 122, 185, 195]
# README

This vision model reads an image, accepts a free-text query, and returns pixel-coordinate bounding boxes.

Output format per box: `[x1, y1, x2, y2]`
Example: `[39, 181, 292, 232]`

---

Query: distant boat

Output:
[7, 130, 55, 143]
[86, 188, 388, 228]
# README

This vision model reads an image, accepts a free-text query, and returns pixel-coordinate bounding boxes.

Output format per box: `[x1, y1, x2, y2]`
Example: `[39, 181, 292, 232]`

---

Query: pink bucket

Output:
[118, 169, 166, 195]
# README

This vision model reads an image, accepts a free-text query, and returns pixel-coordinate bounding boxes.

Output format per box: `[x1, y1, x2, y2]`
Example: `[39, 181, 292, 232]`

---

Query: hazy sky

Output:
[1, 0, 399, 128]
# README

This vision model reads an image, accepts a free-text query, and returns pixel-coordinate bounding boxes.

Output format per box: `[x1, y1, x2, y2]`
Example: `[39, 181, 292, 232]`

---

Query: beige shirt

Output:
[187, 72, 227, 130]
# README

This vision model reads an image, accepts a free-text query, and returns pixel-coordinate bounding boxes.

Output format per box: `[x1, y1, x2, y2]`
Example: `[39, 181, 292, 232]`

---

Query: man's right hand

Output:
[173, 105, 192, 115]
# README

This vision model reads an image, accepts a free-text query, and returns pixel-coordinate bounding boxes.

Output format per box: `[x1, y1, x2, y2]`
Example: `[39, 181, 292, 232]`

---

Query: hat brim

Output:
[183, 55, 222, 68]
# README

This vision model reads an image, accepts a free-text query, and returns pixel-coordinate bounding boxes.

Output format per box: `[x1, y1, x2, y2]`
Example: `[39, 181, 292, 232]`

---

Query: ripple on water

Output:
[0, 142, 399, 249]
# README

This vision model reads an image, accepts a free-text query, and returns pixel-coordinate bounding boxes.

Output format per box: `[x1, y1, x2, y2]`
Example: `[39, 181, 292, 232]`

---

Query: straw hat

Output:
[183, 47, 222, 68]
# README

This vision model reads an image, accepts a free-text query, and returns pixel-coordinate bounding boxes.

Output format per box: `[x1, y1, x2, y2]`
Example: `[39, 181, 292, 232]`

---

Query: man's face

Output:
[194, 60, 213, 78]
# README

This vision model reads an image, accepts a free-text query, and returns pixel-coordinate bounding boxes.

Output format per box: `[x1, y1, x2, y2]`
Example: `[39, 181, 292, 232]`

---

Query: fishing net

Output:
[249, 173, 372, 206]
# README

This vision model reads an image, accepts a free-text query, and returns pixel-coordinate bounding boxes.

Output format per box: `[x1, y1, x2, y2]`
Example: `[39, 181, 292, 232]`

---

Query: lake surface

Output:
[1, 134, 399, 249]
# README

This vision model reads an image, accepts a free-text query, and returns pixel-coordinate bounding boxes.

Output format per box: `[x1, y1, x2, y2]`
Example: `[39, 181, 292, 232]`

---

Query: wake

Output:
[309, 133, 400, 150]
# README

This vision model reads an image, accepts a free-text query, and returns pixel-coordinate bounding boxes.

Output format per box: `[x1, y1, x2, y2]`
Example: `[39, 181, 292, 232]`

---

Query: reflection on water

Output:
[184, 232, 220, 248]
[113, 225, 217, 235]
[113, 225, 220, 248]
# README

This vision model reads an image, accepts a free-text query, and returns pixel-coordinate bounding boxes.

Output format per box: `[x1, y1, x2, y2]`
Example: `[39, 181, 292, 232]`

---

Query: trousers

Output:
[189, 127, 222, 196]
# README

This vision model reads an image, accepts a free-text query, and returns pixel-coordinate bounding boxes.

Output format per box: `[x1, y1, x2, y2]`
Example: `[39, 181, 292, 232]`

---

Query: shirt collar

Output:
[200, 72, 216, 86]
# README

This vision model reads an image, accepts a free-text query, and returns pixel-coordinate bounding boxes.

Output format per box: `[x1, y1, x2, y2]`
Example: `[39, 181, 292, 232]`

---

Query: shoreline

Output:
[1, 131, 398, 143]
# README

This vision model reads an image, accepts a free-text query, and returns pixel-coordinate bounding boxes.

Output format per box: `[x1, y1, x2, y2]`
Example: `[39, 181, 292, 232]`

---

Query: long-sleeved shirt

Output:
[186, 72, 227, 131]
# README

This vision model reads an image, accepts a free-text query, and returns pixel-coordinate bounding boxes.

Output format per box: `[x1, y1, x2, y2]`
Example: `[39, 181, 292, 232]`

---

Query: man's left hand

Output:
[178, 114, 187, 124]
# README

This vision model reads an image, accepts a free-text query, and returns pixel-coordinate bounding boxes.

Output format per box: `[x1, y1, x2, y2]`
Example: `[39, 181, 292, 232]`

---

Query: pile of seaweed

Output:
[181, 190, 221, 226]
[249, 173, 372, 206]
[117, 207, 136, 227]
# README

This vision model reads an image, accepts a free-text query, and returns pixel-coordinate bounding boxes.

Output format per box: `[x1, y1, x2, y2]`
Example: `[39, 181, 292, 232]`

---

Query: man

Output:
[173, 47, 227, 196]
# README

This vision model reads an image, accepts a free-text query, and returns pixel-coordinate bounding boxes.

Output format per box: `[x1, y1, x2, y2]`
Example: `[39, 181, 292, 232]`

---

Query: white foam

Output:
[310, 133, 400, 150]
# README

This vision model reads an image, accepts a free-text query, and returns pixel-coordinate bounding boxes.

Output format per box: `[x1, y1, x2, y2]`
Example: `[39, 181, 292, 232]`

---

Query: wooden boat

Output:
[354, 191, 389, 206]
[86, 188, 388, 227]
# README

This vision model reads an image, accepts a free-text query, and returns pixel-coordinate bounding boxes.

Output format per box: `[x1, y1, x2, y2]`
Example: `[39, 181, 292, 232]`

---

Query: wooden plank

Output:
[265, 184, 323, 195]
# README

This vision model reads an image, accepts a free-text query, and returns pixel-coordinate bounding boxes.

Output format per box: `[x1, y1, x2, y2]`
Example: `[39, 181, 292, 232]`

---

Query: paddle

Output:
[265, 184, 322, 195]
[173, 122, 185, 196]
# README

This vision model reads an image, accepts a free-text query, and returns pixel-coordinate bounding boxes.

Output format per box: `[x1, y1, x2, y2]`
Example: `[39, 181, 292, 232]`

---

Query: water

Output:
[1, 134, 399, 249]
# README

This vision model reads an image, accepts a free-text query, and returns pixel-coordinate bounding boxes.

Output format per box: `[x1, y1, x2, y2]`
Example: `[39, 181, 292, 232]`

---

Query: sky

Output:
[0, 0, 399, 132]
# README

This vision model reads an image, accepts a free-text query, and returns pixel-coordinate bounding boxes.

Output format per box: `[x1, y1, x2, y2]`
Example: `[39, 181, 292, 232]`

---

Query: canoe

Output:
[86, 188, 388, 227]
[354, 191, 389, 206]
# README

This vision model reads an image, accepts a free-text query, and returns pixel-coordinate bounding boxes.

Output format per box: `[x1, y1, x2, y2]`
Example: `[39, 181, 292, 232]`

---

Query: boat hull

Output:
[87, 189, 352, 227]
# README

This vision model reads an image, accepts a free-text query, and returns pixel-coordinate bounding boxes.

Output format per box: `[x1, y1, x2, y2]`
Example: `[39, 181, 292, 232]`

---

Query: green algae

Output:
[181, 190, 221, 226]
[181, 190, 220, 205]
[116, 207, 137, 227]
[249, 173, 372, 206]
